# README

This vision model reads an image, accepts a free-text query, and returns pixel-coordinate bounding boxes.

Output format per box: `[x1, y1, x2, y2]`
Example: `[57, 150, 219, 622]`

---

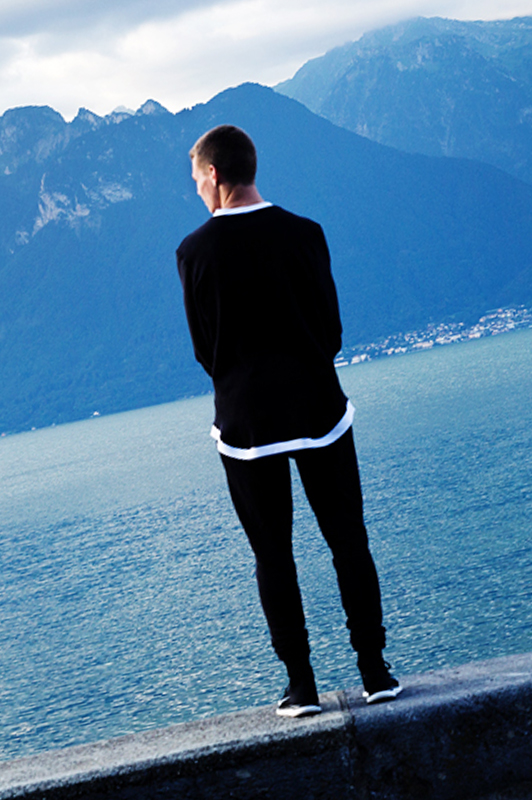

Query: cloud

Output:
[0, 0, 229, 40]
[0, 0, 530, 120]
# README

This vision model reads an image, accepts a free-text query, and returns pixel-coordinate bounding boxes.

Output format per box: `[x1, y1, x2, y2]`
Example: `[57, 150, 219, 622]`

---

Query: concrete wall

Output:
[1, 652, 531, 800]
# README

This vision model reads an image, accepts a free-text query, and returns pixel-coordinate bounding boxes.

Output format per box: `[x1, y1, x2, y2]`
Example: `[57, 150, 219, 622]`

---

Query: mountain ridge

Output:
[276, 16, 532, 184]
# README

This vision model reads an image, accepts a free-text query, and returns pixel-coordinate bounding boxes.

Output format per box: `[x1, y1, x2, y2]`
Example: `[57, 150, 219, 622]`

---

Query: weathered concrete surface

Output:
[0, 653, 531, 800]
[0, 693, 352, 799]
[346, 652, 532, 800]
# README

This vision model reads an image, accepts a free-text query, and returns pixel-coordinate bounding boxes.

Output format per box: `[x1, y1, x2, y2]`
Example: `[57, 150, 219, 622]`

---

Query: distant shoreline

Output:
[335, 305, 532, 367]
[2, 309, 530, 438]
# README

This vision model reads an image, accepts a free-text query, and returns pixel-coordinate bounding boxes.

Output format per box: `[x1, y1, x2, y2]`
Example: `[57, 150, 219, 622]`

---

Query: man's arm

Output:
[305, 223, 343, 359]
[176, 249, 216, 377]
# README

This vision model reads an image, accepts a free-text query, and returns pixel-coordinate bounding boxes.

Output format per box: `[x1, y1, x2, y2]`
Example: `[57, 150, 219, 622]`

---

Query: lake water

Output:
[1, 329, 531, 762]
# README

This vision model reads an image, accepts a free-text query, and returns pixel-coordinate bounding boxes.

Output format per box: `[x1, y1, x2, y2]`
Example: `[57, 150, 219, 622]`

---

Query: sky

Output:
[0, 0, 530, 120]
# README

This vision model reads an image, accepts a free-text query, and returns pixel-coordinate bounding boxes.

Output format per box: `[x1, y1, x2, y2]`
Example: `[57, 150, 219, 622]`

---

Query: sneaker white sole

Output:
[363, 685, 403, 704]
[276, 703, 322, 718]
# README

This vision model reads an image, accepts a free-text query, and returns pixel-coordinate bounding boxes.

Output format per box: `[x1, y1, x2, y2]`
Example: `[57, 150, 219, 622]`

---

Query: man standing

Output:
[177, 124, 401, 717]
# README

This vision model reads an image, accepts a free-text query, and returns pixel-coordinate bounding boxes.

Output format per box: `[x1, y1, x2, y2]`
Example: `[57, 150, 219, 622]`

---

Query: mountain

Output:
[1, 83, 532, 433]
[276, 16, 532, 185]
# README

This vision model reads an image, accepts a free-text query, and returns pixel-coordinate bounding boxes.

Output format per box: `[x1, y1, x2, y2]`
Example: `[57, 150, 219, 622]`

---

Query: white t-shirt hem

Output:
[211, 400, 355, 461]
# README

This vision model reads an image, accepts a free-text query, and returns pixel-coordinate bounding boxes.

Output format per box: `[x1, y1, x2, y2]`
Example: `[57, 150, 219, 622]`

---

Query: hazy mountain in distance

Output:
[1, 83, 532, 433]
[276, 16, 532, 184]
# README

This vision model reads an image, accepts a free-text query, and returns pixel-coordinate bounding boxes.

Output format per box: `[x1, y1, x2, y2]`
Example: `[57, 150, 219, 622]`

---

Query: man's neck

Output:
[218, 182, 263, 209]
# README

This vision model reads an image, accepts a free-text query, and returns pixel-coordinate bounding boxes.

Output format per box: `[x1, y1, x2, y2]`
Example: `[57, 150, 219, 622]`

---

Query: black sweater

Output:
[176, 205, 350, 458]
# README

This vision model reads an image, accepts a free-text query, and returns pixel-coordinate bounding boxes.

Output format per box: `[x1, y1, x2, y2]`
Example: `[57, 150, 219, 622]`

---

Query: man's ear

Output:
[208, 164, 220, 186]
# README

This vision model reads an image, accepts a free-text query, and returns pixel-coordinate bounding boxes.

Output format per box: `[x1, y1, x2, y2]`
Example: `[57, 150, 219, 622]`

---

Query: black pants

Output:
[221, 428, 386, 673]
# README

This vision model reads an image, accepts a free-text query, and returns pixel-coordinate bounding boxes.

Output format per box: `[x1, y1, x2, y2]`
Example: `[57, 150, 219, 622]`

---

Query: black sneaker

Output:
[359, 658, 403, 705]
[276, 682, 322, 718]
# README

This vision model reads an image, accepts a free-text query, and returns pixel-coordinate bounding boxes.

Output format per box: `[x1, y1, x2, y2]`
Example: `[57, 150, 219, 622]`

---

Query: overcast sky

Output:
[0, 0, 530, 120]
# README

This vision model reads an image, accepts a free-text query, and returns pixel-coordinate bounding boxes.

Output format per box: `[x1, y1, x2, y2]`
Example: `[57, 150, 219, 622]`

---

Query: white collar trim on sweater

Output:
[213, 201, 272, 217]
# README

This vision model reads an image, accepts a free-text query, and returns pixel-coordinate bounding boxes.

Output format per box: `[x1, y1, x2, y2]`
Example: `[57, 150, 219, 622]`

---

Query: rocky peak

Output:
[0, 105, 68, 173]
[137, 99, 169, 116]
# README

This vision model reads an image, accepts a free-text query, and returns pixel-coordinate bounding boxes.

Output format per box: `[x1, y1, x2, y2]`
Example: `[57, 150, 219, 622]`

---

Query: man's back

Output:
[177, 205, 348, 452]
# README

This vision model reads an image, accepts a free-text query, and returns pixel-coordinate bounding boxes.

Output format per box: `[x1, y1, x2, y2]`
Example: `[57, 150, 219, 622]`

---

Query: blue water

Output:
[1, 329, 531, 761]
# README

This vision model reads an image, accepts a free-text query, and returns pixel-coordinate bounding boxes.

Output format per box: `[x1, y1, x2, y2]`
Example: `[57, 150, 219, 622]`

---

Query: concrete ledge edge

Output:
[1, 652, 531, 800]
